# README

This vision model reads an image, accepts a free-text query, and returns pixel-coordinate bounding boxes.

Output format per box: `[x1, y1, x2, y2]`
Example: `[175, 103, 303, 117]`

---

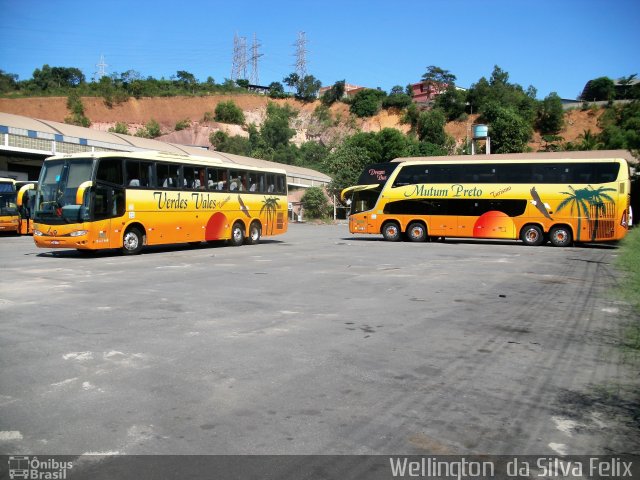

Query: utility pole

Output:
[293, 31, 308, 79]
[249, 33, 263, 85]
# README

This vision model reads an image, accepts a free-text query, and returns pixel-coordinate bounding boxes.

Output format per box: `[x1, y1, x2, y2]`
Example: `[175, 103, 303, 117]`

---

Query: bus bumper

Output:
[0, 219, 20, 232]
[33, 228, 91, 249]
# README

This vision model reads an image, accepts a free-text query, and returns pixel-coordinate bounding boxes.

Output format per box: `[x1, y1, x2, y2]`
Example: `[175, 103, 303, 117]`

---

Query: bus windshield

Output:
[34, 158, 93, 223]
[351, 187, 382, 214]
[0, 182, 17, 216]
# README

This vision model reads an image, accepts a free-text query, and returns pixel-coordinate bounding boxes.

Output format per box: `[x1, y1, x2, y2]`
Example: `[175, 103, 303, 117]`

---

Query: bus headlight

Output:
[33, 230, 43, 236]
[69, 230, 88, 237]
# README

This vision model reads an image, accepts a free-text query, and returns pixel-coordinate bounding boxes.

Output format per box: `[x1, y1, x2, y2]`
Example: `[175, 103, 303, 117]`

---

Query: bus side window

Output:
[96, 158, 124, 186]
[126, 160, 141, 186]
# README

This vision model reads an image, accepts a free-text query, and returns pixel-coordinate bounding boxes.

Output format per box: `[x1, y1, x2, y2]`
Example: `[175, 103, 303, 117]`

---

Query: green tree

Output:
[298, 141, 330, 171]
[483, 103, 532, 153]
[321, 80, 346, 106]
[64, 91, 90, 127]
[536, 92, 564, 135]
[324, 144, 372, 198]
[175, 70, 197, 94]
[260, 102, 297, 152]
[434, 85, 467, 121]
[268, 81, 285, 98]
[301, 186, 330, 218]
[581, 77, 616, 101]
[382, 85, 412, 110]
[350, 88, 386, 117]
[0, 70, 18, 93]
[421, 65, 456, 89]
[598, 101, 640, 149]
[295, 74, 322, 102]
[214, 100, 245, 125]
[416, 109, 447, 145]
[209, 131, 252, 156]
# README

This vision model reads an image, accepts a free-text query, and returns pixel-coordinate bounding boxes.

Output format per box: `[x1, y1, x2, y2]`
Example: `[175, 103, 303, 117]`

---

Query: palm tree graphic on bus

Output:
[260, 197, 280, 235]
[556, 185, 616, 241]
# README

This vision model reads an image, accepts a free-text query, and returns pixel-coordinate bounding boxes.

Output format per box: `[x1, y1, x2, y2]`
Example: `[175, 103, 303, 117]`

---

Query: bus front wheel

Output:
[549, 225, 572, 247]
[407, 222, 427, 242]
[229, 222, 245, 247]
[382, 222, 401, 242]
[122, 227, 144, 255]
[520, 224, 544, 246]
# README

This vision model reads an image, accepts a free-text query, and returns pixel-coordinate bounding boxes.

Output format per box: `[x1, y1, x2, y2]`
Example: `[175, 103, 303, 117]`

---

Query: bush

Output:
[108, 122, 129, 134]
[175, 118, 191, 131]
[214, 100, 245, 125]
[135, 119, 162, 138]
[301, 186, 330, 218]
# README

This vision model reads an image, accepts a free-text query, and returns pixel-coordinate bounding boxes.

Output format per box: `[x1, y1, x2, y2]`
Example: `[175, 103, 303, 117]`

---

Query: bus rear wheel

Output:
[549, 225, 572, 247]
[407, 222, 427, 242]
[229, 222, 245, 247]
[382, 222, 401, 242]
[246, 222, 261, 245]
[520, 224, 544, 246]
[122, 227, 144, 255]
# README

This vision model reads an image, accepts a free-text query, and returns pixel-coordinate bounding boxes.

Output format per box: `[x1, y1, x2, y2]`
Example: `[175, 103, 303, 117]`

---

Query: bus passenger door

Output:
[92, 184, 125, 248]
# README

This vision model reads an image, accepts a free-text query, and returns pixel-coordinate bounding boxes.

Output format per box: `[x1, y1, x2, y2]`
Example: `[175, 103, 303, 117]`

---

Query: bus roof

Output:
[43, 151, 288, 175]
[392, 149, 637, 165]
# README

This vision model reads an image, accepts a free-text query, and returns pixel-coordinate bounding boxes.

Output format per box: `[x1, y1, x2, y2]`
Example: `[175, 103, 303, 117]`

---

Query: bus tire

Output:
[520, 224, 544, 246]
[246, 222, 261, 245]
[382, 222, 401, 242]
[229, 222, 245, 247]
[122, 227, 144, 255]
[549, 225, 572, 247]
[407, 222, 427, 242]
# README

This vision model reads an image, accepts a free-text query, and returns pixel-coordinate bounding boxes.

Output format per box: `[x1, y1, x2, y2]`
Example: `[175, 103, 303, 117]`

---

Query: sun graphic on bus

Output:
[473, 211, 516, 239]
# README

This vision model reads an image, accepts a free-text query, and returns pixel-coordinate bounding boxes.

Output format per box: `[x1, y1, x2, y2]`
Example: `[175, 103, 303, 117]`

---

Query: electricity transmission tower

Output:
[231, 33, 247, 81]
[95, 54, 108, 81]
[249, 33, 263, 85]
[293, 31, 308, 79]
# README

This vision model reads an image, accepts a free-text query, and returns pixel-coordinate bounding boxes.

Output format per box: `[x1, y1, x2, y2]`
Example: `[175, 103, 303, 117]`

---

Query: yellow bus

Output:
[0, 177, 19, 233]
[341, 153, 632, 247]
[32, 151, 288, 254]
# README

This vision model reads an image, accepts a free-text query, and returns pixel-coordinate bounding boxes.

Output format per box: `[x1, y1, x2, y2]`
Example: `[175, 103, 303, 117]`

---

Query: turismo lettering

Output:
[404, 184, 483, 198]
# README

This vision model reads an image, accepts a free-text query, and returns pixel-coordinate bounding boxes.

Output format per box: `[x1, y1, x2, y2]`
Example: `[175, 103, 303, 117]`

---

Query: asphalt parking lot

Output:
[0, 224, 638, 459]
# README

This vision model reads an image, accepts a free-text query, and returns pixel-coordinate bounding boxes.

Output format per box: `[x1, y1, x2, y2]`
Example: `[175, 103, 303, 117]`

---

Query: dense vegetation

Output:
[1, 64, 639, 202]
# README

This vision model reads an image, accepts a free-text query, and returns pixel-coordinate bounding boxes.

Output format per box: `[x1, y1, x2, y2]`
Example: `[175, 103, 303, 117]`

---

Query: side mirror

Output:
[76, 181, 93, 205]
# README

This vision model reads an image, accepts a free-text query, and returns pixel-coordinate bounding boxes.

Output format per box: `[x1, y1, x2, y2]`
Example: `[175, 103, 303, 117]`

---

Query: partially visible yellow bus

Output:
[342, 153, 632, 246]
[16, 181, 37, 234]
[32, 151, 288, 254]
[0, 177, 19, 233]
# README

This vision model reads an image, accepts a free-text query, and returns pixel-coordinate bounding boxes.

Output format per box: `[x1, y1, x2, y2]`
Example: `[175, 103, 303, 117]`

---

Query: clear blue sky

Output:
[1, 0, 638, 100]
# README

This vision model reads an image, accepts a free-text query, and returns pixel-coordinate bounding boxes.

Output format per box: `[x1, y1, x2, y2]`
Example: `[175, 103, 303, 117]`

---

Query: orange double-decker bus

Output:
[32, 151, 288, 254]
[342, 152, 632, 247]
